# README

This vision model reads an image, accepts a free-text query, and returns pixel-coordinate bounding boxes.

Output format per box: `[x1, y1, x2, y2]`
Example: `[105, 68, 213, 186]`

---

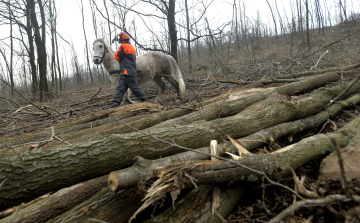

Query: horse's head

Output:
[92, 38, 108, 64]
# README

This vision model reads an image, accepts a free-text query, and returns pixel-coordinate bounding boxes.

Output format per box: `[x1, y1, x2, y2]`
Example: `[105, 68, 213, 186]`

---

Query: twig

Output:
[329, 137, 351, 198]
[33, 127, 71, 149]
[0, 178, 7, 188]
[116, 118, 303, 200]
[327, 74, 360, 107]
[262, 177, 271, 214]
[214, 209, 227, 223]
[186, 83, 203, 109]
[41, 105, 67, 119]
[0, 96, 22, 107]
[0, 79, 51, 116]
[268, 195, 360, 223]
[87, 87, 102, 105]
[310, 50, 329, 70]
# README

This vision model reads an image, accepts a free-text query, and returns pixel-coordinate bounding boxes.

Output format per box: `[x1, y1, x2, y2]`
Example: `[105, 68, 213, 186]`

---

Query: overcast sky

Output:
[55, 0, 279, 60]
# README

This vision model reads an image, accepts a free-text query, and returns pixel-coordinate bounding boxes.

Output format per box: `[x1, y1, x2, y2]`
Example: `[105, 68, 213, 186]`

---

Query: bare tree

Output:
[306, 0, 310, 48]
[80, 0, 94, 84]
[265, 0, 279, 45]
[184, 0, 192, 74]
[49, 0, 57, 91]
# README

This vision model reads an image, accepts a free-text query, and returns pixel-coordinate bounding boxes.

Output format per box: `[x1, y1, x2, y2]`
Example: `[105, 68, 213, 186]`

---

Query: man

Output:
[104, 32, 150, 109]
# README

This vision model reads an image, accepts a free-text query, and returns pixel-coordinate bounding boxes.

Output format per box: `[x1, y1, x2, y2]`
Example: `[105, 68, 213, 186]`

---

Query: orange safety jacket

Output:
[114, 43, 137, 76]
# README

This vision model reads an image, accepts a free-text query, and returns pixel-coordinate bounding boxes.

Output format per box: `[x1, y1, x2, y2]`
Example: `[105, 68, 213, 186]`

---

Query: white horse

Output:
[92, 38, 185, 104]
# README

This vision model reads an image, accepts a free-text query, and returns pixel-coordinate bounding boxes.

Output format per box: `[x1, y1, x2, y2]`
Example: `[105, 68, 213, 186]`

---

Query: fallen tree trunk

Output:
[152, 72, 340, 128]
[139, 113, 360, 203]
[0, 72, 338, 151]
[1, 78, 359, 211]
[0, 176, 107, 223]
[274, 62, 360, 80]
[0, 102, 195, 153]
[47, 188, 143, 223]
[108, 94, 360, 191]
[47, 102, 196, 143]
[210, 77, 298, 85]
[146, 184, 246, 223]
[0, 102, 162, 151]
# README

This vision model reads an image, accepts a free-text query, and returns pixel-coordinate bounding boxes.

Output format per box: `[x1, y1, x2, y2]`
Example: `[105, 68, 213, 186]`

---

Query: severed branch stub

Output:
[210, 140, 221, 216]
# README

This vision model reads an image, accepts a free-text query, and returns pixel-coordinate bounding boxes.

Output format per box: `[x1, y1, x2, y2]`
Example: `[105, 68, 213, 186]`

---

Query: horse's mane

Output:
[94, 38, 116, 54]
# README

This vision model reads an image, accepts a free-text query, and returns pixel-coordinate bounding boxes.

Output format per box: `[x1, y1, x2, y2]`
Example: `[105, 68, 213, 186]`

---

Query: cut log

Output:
[0, 176, 107, 223]
[0, 102, 194, 153]
[45, 102, 196, 144]
[141, 113, 360, 194]
[319, 131, 360, 181]
[210, 77, 298, 85]
[145, 184, 246, 223]
[47, 188, 143, 223]
[1, 78, 359, 211]
[152, 72, 340, 128]
[108, 94, 360, 191]
[274, 62, 360, 80]
[0, 102, 162, 151]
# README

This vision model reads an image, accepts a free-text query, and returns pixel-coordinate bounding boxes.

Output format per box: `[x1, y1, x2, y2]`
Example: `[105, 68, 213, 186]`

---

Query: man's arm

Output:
[114, 46, 125, 61]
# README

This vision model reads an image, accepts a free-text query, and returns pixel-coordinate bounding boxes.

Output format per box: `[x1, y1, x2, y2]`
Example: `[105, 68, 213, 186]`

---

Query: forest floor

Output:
[1, 23, 360, 222]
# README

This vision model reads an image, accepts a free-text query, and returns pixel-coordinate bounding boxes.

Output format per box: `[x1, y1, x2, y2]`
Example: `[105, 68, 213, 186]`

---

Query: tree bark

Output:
[80, 0, 93, 84]
[145, 113, 360, 190]
[108, 94, 360, 191]
[146, 185, 246, 223]
[0, 102, 162, 151]
[273, 62, 360, 80]
[167, 0, 178, 62]
[25, 0, 38, 96]
[1, 78, 359, 211]
[47, 188, 142, 223]
[152, 72, 340, 128]
[30, 0, 48, 101]
[0, 176, 107, 223]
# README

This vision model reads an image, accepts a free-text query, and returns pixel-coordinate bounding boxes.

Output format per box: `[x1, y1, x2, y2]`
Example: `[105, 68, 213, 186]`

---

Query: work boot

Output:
[102, 102, 120, 110]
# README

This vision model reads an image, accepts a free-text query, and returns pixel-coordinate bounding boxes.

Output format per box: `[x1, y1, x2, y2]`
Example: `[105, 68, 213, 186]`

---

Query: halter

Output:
[93, 40, 121, 76]
[93, 40, 109, 62]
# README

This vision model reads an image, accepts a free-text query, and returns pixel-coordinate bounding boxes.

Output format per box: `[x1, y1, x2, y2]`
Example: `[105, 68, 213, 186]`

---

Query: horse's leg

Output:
[123, 88, 136, 104]
[153, 75, 166, 102]
[163, 75, 182, 101]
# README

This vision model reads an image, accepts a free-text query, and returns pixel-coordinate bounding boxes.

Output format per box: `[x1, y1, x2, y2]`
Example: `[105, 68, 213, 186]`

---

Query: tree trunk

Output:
[153, 72, 340, 128]
[47, 188, 142, 223]
[306, 0, 310, 48]
[108, 94, 360, 191]
[25, 0, 38, 96]
[9, 2, 14, 95]
[167, 0, 178, 62]
[146, 185, 246, 223]
[0, 102, 190, 151]
[185, 0, 192, 74]
[30, 0, 48, 101]
[144, 113, 360, 191]
[81, 0, 93, 84]
[1, 79, 359, 210]
[273, 63, 360, 80]
[0, 176, 107, 223]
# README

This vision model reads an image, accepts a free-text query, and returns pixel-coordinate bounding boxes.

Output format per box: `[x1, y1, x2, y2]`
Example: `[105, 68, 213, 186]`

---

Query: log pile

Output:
[1, 65, 360, 223]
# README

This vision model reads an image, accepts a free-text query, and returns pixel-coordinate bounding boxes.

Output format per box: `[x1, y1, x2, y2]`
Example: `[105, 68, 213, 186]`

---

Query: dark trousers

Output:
[111, 75, 149, 107]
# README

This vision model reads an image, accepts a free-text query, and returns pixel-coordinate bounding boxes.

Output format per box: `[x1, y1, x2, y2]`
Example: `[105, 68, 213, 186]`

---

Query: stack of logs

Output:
[1, 63, 360, 223]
